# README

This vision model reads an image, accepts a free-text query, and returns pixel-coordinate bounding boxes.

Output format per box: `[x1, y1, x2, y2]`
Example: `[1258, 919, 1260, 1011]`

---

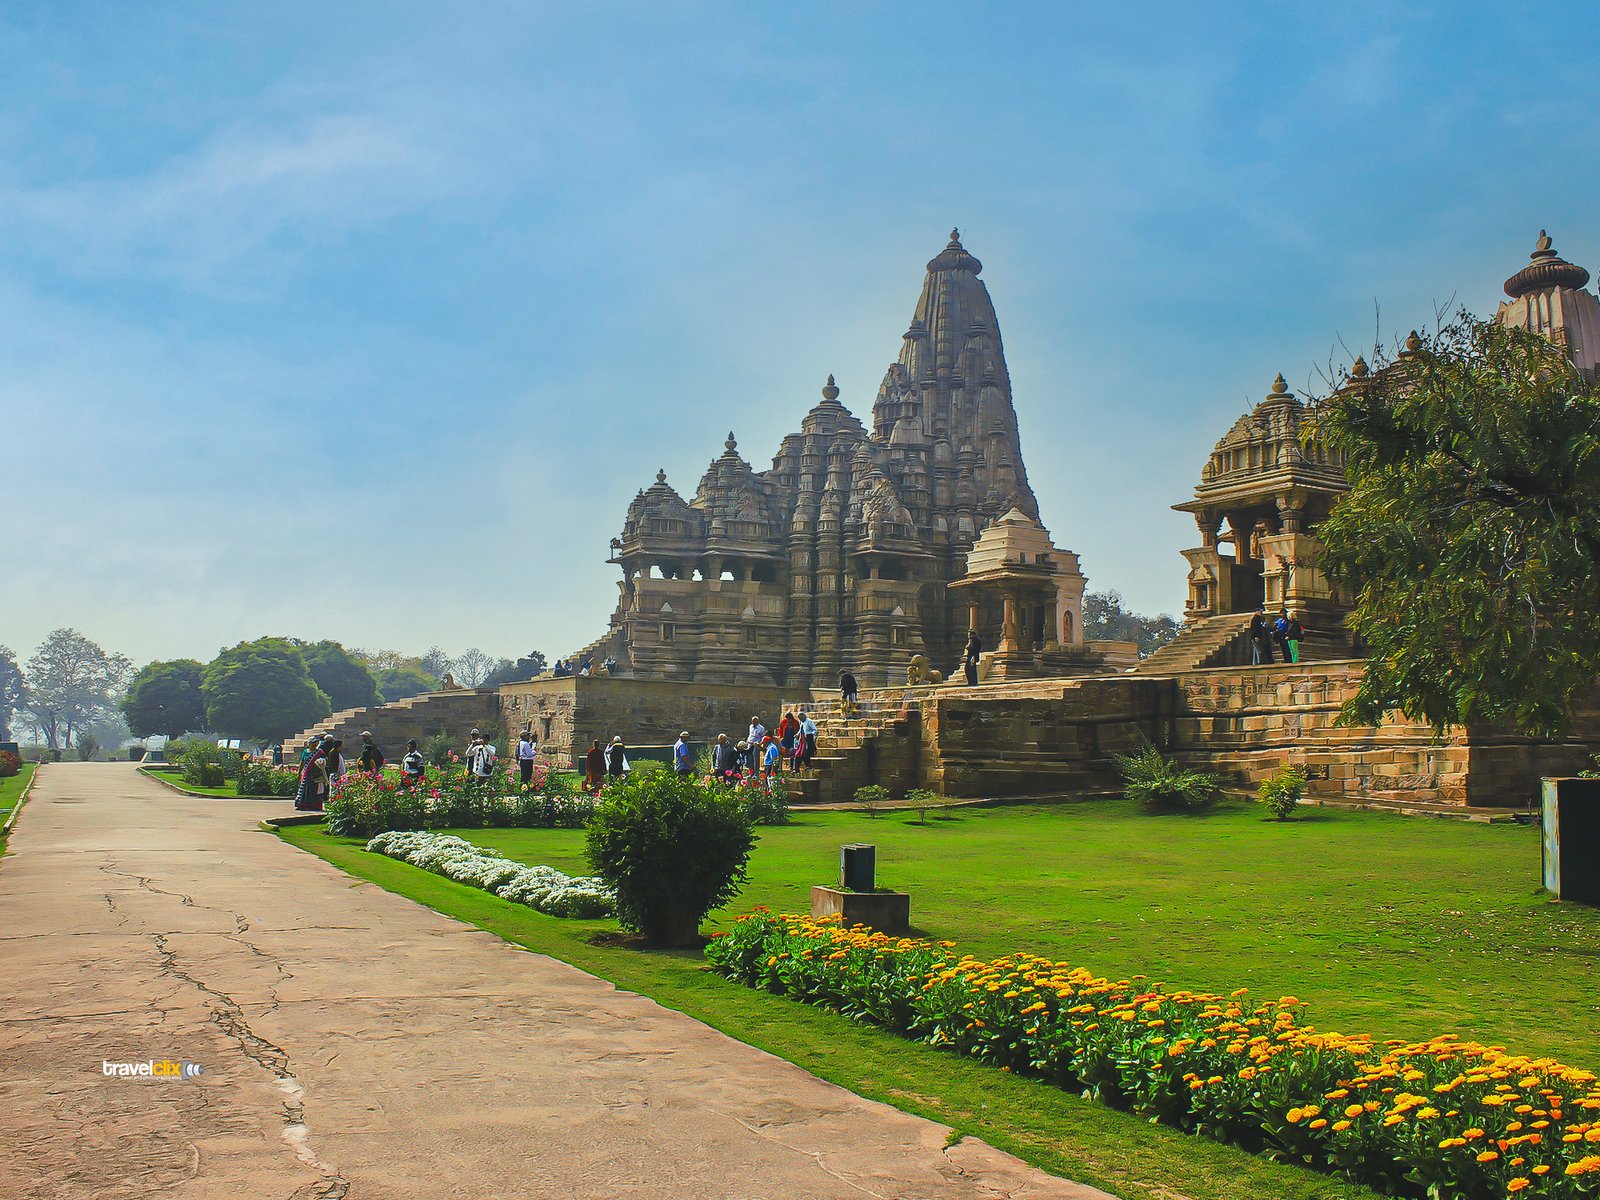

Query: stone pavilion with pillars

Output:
[1173, 372, 1349, 627]
[1171, 229, 1600, 639]
[948, 508, 1088, 678]
[588, 230, 1098, 688]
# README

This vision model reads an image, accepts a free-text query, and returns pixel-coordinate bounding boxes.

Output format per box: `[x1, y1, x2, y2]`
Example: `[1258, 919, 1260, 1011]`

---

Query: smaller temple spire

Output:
[1504, 229, 1591, 297]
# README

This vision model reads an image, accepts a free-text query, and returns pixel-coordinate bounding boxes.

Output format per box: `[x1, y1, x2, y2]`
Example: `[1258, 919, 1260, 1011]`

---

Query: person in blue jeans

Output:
[673, 732, 693, 774]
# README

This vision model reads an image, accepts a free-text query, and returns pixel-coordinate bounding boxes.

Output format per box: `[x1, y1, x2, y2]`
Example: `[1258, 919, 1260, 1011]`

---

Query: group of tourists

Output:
[292, 730, 385, 811]
[687, 710, 820, 784]
[1249, 608, 1306, 665]
[550, 656, 619, 678]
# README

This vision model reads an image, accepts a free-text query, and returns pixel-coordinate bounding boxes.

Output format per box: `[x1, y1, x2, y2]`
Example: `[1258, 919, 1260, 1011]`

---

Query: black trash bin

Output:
[840, 843, 876, 892]
[1542, 778, 1600, 905]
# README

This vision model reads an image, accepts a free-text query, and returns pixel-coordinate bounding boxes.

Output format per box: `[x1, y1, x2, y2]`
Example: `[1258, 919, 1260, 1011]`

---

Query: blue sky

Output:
[2, 2, 1597, 668]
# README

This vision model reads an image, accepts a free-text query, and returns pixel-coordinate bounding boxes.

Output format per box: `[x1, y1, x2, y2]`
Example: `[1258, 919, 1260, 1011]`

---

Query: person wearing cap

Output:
[358, 730, 385, 773]
[673, 732, 693, 774]
[605, 736, 629, 779]
[761, 734, 780, 778]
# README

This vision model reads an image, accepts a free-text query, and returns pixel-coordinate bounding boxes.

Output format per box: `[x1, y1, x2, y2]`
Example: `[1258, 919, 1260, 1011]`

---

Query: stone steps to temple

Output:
[1130, 613, 1256, 675]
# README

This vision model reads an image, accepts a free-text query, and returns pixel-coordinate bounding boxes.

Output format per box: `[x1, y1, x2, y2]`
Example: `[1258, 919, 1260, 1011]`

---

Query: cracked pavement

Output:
[0, 763, 1114, 1199]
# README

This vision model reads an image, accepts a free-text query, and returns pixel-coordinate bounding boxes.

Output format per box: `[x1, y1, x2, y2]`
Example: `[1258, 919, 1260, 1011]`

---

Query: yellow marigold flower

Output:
[1417, 1107, 1439, 1119]
[1332, 1120, 1352, 1132]
[1287, 1108, 1304, 1124]
[1475, 1150, 1498, 1163]
[1438, 1137, 1467, 1149]
[1506, 1178, 1529, 1193]
[1533, 1163, 1550, 1174]
[1345, 1105, 1366, 1119]
[1463, 1127, 1485, 1140]
[1309, 1118, 1327, 1129]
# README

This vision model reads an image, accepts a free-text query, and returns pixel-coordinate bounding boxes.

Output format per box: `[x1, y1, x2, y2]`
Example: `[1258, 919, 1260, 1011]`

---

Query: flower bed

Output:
[366, 831, 615, 918]
[237, 758, 300, 797]
[328, 763, 595, 837]
[706, 914, 1600, 1199]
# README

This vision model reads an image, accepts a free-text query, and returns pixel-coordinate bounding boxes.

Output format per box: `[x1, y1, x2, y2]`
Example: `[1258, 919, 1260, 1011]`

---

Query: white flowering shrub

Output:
[367, 831, 616, 918]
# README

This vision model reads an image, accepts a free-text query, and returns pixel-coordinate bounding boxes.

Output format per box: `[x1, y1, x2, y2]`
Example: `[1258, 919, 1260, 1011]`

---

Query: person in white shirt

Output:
[516, 728, 538, 786]
[469, 734, 498, 787]
[746, 716, 766, 771]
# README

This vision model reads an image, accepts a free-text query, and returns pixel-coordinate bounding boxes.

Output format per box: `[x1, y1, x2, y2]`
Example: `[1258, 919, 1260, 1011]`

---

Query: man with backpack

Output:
[358, 731, 386, 773]
[468, 731, 498, 790]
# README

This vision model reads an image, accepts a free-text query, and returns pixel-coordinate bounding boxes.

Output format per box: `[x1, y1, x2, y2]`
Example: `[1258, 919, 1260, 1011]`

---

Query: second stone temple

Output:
[586, 231, 1102, 688]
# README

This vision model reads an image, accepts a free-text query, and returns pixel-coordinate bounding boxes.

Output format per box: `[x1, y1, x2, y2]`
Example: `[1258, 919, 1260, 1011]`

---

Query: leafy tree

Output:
[201, 637, 331, 744]
[452, 648, 493, 687]
[481, 651, 546, 688]
[1082, 591, 1181, 658]
[1310, 312, 1600, 737]
[0, 645, 23, 742]
[23, 629, 133, 750]
[419, 646, 455, 682]
[122, 659, 206, 738]
[302, 641, 380, 711]
[351, 647, 403, 673]
[375, 666, 436, 702]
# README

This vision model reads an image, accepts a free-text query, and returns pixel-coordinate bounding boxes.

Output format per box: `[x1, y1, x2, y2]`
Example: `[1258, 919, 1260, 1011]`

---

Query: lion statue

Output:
[906, 655, 944, 686]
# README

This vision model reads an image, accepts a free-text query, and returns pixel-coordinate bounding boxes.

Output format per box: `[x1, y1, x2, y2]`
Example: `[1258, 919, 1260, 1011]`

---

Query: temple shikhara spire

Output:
[596, 230, 1085, 686]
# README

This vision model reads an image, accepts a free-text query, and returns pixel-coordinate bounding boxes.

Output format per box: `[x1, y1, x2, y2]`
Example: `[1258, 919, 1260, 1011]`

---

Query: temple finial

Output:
[1535, 229, 1554, 256]
[1270, 372, 1288, 395]
[725, 431, 737, 451]
[655, 468, 666, 484]
[822, 375, 840, 401]
[950, 227, 961, 243]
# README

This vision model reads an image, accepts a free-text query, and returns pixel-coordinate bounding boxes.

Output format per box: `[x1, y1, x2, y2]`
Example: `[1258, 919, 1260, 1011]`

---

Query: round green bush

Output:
[585, 770, 755, 947]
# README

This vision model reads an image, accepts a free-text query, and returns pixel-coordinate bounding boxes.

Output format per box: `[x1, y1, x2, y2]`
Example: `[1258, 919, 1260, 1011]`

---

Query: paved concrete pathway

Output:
[0, 763, 1112, 1200]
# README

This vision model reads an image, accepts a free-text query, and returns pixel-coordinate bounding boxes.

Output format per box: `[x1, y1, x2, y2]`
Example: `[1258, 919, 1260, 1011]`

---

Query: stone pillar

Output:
[999, 589, 1020, 653]
[967, 599, 980, 634]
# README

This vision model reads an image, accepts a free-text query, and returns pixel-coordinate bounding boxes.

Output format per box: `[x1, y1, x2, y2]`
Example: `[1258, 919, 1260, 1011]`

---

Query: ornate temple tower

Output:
[598, 231, 1060, 687]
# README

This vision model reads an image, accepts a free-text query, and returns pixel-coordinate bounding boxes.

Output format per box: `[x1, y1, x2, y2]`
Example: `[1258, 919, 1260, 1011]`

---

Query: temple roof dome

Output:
[1504, 230, 1590, 298]
[926, 228, 983, 276]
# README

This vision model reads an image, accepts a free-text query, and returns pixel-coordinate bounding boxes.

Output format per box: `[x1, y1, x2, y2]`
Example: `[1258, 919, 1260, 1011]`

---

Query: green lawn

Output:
[142, 767, 243, 798]
[281, 800, 1600, 1200]
[0, 763, 37, 824]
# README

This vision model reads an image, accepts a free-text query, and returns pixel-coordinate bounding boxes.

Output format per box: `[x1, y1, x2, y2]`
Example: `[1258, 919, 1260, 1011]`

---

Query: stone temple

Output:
[583, 231, 1095, 688]
[289, 227, 1600, 815]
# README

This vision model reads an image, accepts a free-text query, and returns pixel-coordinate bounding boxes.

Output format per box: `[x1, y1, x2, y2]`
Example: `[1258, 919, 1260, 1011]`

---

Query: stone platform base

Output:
[811, 885, 911, 935]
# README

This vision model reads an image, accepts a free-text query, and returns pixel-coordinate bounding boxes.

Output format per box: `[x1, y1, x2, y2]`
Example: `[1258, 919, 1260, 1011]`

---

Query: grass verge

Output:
[277, 795, 1600, 1200]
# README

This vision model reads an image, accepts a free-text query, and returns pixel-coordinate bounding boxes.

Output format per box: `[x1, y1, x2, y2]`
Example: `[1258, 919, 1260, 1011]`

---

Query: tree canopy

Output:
[375, 665, 436, 703]
[481, 651, 546, 688]
[1082, 591, 1181, 658]
[201, 638, 331, 744]
[122, 659, 207, 737]
[0, 645, 23, 743]
[23, 629, 132, 750]
[1311, 312, 1600, 737]
[302, 641, 380, 711]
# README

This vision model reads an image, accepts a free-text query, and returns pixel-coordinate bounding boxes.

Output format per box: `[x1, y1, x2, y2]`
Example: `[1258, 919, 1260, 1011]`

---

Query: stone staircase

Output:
[787, 694, 923, 805]
[1130, 613, 1256, 674]
[282, 689, 502, 759]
